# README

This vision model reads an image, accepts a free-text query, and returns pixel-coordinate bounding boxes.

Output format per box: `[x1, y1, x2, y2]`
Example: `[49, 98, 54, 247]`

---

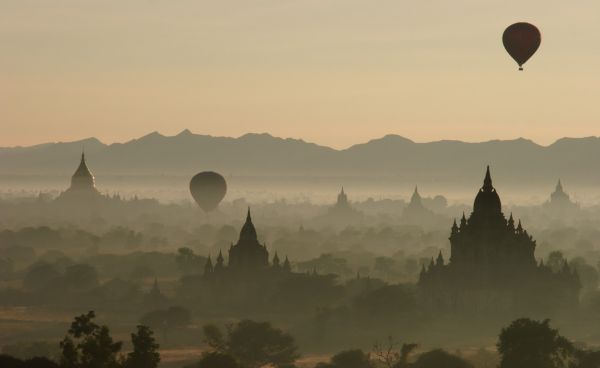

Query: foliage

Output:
[0, 354, 58, 368]
[372, 336, 418, 368]
[1, 340, 60, 361]
[59, 311, 123, 368]
[203, 320, 299, 368]
[315, 349, 373, 368]
[197, 352, 239, 368]
[330, 349, 373, 368]
[497, 318, 575, 368]
[124, 325, 160, 368]
[412, 349, 472, 368]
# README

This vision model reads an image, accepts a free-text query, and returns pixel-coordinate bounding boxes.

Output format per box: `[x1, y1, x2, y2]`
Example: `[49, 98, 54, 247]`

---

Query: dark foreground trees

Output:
[0, 355, 58, 368]
[497, 318, 600, 368]
[497, 318, 574, 368]
[124, 326, 161, 368]
[315, 349, 373, 368]
[197, 352, 240, 368]
[202, 319, 299, 368]
[315, 347, 470, 368]
[411, 349, 472, 368]
[58, 311, 160, 368]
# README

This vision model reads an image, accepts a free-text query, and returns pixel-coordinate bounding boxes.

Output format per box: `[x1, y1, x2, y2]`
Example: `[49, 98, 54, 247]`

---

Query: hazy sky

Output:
[2, 0, 600, 149]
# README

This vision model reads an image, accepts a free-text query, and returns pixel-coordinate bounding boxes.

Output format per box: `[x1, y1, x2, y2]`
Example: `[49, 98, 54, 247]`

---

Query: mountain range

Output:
[1, 131, 600, 185]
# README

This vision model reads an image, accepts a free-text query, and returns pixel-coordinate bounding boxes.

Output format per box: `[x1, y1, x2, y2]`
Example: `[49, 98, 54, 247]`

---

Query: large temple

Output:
[204, 209, 291, 277]
[419, 167, 580, 313]
[57, 152, 104, 201]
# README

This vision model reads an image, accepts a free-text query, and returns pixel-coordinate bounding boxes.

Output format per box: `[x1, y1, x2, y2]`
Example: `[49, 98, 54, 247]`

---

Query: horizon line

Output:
[2, 130, 600, 151]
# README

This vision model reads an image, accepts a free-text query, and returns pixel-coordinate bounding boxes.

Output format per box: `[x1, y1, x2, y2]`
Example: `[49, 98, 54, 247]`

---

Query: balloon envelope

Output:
[502, 22, 541, 70]
[189, 172, 227, 212]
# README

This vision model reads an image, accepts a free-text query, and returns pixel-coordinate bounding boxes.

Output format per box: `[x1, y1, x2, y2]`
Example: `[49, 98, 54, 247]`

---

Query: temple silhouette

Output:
[401, 186, 440, 226]
[544, 179, 579, 212]
[319, 187, 363, 226]
[204, 209, 291, 277]
[56, 152, 104, 202]
[419, 166, 580, 313]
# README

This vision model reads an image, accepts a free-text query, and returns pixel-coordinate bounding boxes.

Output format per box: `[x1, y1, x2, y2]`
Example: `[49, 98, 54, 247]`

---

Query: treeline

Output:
[2, 313, 599, 368]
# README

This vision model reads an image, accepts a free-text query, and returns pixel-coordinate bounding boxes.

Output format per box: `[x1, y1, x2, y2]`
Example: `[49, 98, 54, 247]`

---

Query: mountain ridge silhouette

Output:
[1, 131, 600, 184]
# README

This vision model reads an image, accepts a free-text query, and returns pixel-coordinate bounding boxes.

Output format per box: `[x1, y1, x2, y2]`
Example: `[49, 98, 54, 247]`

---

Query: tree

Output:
[203, 320, 299, 368]
[197, 352, 239, 368]
[575, 350, 600, 368]
[59, 311, 122, 368]
[412, 349, 472, 368]
[497, 318, 575, 368]
[24, 357, 60, 368]
[330, 349, 372, 368]
[0, 354, 25, 368]
[124, 325, 160, 368]
[372, 336, 418, 368]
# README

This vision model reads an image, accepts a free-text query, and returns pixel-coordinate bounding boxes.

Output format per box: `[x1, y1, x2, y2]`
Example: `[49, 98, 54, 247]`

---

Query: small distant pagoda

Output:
[401, 186, 440, 226]
[403, 186, 433, 217]
[545, 179, 578, 211]
[57, 152, 103, 201]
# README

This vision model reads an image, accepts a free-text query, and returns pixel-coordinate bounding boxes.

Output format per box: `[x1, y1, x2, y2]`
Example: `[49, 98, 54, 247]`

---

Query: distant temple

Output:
[204, 209, 291, 277]
[545, 179, 578, 211]
[57, 152, 103, 201]
[321, 187, 363, 225]
[403, 186, 434, 217]
[401, 186, 442, 227]
[419, 167, 580, 313]
[331, 187, 352, 213]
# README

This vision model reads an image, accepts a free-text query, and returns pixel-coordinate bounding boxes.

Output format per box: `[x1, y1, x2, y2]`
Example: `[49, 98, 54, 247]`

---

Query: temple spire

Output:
[483, 165, 493, 191]
[451, 219, 459, 234]
[238, 207, 258, 243]
[556, 179, 564, 193]
[508, 213, 515, 230]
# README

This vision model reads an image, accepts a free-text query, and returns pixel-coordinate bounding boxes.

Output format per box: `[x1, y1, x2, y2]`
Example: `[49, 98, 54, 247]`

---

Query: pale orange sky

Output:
[2, 0, 600, 149]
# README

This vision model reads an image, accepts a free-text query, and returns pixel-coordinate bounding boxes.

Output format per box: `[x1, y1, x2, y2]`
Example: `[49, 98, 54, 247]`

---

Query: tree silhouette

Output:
[59, 311, 122, 368]
[203, 320, 299, 368]
[197, 352, 239, 368]
[372, 336, 418, 368]
[124, 325, 160, 368]
[330, 349, 372, 368]
[0, 355, 59, 368]
[575, 350, 600, 368]
[412, 349, 472, 368]
[497, 318, 575, 368]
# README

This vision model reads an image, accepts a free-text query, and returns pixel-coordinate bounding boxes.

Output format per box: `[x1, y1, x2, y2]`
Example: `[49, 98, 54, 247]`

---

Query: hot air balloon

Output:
[189, 171, 227, 212]
[503, 22, 541, 70]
